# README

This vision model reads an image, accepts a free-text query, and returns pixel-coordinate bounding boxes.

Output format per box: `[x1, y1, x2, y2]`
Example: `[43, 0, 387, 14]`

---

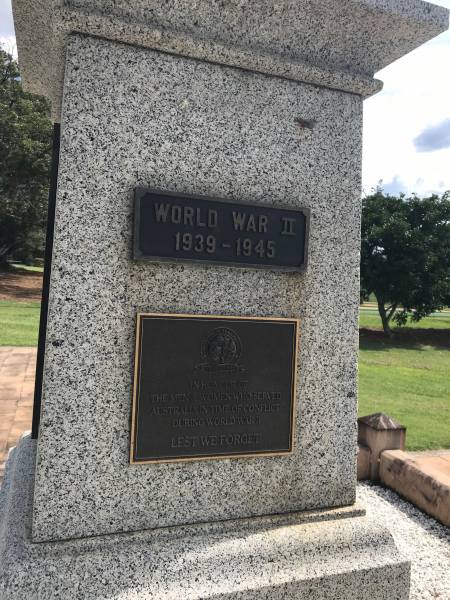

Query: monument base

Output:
[1, 436, 410, 599]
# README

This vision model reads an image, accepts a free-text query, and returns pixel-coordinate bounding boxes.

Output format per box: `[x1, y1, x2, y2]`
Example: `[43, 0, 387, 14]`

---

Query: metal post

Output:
[31, 123, 61, 439]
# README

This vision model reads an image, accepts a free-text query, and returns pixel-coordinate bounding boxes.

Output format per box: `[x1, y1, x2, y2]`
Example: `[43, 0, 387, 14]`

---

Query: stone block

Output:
[0, 436, 411, 600]
[380, 449, 450, 527]
[357, 443, 371, 481]
[12, 0, 449, 120]
[358, 413, 406, 480]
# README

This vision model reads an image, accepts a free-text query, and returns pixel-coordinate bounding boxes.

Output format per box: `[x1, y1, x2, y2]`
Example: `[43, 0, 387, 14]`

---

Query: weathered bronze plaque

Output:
[133, 188, 309, 271]
[130, 314, 298, 463]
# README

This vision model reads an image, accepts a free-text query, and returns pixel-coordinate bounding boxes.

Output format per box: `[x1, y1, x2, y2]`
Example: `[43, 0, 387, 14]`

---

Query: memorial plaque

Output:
[131, 314, 298, 463]
[133, 188, 309, 271]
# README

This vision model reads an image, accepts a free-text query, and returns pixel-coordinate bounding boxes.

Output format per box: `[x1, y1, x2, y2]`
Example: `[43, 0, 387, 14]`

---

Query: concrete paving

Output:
[0, 347, 35, 482]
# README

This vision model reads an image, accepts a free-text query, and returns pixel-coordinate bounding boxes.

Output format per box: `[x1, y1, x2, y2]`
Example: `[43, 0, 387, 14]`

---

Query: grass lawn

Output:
[9, 263, 44, 273]
[0, 300, 41, 346]
[359, 307, 450, 450]
[359, 333, 450, 450]
[359, 309, 450, 330]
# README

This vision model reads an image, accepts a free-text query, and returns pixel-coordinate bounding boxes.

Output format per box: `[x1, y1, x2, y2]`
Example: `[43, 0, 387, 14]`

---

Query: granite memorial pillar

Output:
[1, 1, 448, 598]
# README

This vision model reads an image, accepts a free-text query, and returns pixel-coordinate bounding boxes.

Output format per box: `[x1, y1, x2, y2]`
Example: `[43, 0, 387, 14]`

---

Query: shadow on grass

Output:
[360, 328, 450, 351]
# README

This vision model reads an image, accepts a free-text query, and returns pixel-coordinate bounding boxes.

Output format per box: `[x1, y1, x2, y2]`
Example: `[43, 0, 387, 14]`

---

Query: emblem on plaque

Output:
[197, 327, 244, 372]
[131, 313, 298, 463]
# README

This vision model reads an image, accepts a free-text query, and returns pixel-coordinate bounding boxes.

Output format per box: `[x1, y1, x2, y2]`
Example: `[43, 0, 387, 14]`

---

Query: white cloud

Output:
[362, 0, 450, 197]
[0, 0, 16, 56]
[0, 0, 14, 38]
[0, 35, 17, 58]
[414, 118, 450, 152]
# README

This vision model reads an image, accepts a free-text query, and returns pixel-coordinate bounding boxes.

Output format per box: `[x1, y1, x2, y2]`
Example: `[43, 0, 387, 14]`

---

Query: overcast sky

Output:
[1, 0, 449, 197]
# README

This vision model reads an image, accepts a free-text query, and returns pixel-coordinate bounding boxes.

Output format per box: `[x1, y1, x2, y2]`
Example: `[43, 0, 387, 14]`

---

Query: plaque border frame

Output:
[130, 313, 299, 465]
[133, 187, 310, 272]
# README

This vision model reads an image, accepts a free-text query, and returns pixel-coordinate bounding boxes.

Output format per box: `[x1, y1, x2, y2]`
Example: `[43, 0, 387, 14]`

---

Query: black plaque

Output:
[133, 188, 309, 271]
[131, 314, 298, 463]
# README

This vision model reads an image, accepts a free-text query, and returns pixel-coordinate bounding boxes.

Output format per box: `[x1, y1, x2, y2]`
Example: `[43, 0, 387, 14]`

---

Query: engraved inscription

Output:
[131, 314, 298, 463]
[134, 189, 308, 270]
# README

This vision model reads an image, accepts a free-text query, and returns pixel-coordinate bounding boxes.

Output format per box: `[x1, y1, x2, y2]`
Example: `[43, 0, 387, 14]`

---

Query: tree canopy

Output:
[360, 189, 450, 334]
[0, 48, 52, 265]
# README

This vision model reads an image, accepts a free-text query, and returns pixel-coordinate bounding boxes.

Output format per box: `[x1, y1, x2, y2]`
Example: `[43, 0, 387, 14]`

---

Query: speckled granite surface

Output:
[0, 436, 410, 600]
[6, 4, 446, 597]
[32, 33, 362, 542]
[12, 0, 448, 120]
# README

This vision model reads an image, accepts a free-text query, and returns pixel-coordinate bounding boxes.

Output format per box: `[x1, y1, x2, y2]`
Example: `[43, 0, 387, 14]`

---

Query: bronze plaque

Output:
[133, 188, 309, 271]
[130, 314, 298, 463]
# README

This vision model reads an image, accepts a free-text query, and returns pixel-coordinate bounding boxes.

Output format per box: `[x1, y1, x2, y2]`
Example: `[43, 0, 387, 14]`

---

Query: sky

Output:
[1, 0, 450, 197]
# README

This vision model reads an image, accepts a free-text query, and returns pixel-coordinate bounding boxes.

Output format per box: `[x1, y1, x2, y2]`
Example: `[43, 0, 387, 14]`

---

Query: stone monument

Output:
[1, 1, 448, 598]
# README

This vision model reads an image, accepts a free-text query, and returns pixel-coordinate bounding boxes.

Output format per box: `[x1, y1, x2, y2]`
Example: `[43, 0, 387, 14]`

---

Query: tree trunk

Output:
[0, 245, 12, 266]
[376, 296, 392, 336]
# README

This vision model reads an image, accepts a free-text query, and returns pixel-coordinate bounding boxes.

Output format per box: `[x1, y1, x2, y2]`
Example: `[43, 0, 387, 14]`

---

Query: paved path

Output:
[0, 347, 35, 481]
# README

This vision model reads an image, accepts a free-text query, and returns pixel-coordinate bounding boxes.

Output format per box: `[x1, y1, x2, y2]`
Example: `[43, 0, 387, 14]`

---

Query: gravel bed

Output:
[359, 482, 450, 600]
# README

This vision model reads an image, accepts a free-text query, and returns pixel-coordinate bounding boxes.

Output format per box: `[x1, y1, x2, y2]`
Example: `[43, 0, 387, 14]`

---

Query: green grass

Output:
[359, 306, 450, 450]
[359, 309, 450, 330]
[9, 263, 44, 273]
[358, 334, 450, 450]
[0, 300, 41, 346]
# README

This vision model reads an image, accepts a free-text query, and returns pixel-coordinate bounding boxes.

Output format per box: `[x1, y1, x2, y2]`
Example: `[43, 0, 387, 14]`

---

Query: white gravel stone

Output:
[359, 482, 450, 600]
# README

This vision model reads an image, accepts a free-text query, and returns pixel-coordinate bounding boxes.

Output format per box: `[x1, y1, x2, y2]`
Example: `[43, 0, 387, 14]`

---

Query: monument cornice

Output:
[12, 0, 449, 121]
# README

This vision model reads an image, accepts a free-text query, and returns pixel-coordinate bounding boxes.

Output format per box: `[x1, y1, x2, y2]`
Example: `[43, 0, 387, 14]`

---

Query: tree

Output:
[0, 48, 52, 265]
[360, 189, 450, 334]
